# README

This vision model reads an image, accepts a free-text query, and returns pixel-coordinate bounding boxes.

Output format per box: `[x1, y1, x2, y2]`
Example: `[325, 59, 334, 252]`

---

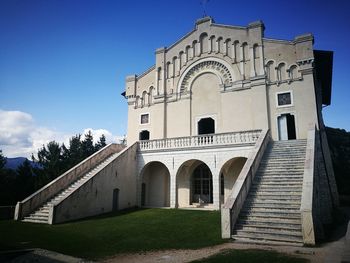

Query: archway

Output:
[192, 163, 213, 204]
[176, 160, 213, 207]
[219, 157, 247, 204]
[141, 161, 170, 207]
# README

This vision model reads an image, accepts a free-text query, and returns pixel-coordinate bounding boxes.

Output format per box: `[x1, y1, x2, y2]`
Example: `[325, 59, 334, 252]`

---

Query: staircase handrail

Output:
[300, 125, 316, 245]
[221, 129, 271, 238]
[14, 143, 125, 220]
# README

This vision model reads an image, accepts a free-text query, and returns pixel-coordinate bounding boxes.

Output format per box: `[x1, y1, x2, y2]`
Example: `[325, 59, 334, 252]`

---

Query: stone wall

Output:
[52, 143, 138, 223]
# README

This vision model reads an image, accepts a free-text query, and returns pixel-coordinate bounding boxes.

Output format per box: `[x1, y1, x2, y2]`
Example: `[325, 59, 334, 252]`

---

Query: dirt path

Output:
[102, 242, 325, 263]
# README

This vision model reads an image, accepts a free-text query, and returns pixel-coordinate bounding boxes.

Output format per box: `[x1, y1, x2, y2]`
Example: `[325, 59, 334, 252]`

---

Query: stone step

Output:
[22, 218, 48, 224]
[258, 164, 304, 168]
[239, 215, 301, 225]
[258, 168, 304, 173]
[240, 211, 301, 219]
[231, 236, 303, 246]
[31, 211, 49, 217]
[235, 224, 302, 234]
[249, 191, 302, 196]
[232, 233, 303, 245]
[244, 203, 300, 210]
[237, 218, 301, 228]
[233, 229, 303, 241]
[252, 183, 303, 187]
[242, 207, 300, 214]
[254, 175, 303, 180]
[248, 195, 301, 202]
[251, 185, 302, 190]
[245, 200, 300, 208]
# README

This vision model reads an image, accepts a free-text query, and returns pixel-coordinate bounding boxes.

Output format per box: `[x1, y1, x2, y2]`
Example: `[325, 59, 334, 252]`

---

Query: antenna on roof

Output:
[200, 0, 209, 17]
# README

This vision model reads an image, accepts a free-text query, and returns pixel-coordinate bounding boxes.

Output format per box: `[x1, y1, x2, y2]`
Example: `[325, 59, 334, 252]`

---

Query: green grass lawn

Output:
[0, 208, 225, 260]
[191, 249, 309, 263]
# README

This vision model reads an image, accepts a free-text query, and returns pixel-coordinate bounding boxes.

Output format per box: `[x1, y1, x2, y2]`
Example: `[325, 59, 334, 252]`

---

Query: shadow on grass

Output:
[57, 206, 145, 224]
[0, 208, 224, 260]
[190, 249, 309, 263]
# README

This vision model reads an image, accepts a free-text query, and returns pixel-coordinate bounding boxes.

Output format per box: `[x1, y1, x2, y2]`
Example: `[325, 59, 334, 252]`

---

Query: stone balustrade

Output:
[139, 130, 262, 151]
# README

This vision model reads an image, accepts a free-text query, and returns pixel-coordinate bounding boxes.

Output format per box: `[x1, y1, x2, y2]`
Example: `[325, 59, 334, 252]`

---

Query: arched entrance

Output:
[278, 114, 296, 140]
[141, 161, 170, 207]
[219, 157, 247, 204]
[176, 160, 213, 207]
[192, 163, 213, 203]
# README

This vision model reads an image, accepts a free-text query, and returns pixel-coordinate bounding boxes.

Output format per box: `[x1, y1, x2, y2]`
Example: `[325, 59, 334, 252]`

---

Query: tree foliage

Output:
[0, 132, 109, 206]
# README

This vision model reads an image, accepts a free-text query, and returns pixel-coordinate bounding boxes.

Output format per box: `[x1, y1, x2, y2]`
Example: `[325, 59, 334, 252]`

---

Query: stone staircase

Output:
[232, 139, 307, 246]
[22, 152, 121, 224]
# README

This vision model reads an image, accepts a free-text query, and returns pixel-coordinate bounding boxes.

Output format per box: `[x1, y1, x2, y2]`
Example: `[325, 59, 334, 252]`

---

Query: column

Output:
[170, 172, 177, 208]
[212, 169, 221, 209]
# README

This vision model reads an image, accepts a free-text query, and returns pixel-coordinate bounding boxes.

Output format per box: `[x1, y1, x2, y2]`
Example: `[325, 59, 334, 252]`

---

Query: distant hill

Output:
[4, 157, 41, 170]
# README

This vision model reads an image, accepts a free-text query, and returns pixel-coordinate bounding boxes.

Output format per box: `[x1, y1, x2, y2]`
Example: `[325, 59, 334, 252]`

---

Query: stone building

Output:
[15, 17, 338, 246]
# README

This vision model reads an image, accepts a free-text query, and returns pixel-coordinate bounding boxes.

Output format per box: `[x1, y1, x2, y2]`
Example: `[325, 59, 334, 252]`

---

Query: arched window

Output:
[185, 45, 191, 61]
[242, 42, 249, 61]
[232, 40, 239, 62]
[149, 86, 154, 105]
[142, 91, 148, 107]
[253, 44, 259, 59]
[192, 40, 197, 57]
[225, 38, 231, 56]
[289, 65, 298, 79]
[266, 61, 274, 82]
[179, 51, 184, 68]
[199, 33, 208, 54]
[172, 56, 177, 76]
[217, 37, 223, 53]
[166, 62, 171, 79]
[277, 62, 286, 81]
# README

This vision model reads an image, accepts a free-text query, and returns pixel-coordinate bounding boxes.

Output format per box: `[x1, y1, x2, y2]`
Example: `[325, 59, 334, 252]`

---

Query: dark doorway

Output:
[113, 188, 119, 211]
[198, 118, 215, 135]
[286, 114, 296, 140]
[192, 163, 213, 204]
[141, 183, 146, 206]
[139, 130, 150, 140]
[278, 114, 296, 140]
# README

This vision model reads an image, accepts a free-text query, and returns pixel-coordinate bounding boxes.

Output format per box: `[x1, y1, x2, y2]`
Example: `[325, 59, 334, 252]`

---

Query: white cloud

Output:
[0, 110, 122, 158]
[82, 128, 124, 144]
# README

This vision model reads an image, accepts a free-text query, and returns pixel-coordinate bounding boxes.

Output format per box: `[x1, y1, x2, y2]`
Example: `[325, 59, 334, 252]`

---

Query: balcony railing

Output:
[139, 130, 262, 151]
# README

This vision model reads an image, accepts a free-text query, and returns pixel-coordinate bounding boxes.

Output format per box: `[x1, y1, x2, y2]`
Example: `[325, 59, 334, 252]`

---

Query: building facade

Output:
[16, 17, 338, 245]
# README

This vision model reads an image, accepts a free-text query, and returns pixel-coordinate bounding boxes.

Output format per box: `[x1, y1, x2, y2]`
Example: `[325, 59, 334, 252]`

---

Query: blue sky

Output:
[0, 0, 349, 157]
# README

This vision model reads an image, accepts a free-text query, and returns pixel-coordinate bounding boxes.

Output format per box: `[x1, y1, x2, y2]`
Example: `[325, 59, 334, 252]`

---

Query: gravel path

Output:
[102, 242, 323, 263]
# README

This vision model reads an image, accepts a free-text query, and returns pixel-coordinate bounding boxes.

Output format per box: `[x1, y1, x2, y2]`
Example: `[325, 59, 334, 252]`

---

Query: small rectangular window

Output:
[140, 113, 149, 124]
[277, 92, 292, 106]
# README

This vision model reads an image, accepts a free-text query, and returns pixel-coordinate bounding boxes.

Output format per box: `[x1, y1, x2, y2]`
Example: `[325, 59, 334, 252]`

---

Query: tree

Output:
[95, 134, 107, 151]
[69, 134, 83, 163]
[0, 150, 6, 170]
[15, 159, 34, 201]
[82, 130, 95, 158]
[35, 141, 63, 180]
